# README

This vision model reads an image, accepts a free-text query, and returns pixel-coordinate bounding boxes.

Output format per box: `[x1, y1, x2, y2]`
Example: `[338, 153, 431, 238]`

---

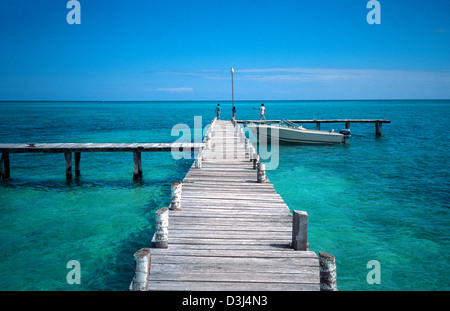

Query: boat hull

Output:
[247, 124, 344, 145]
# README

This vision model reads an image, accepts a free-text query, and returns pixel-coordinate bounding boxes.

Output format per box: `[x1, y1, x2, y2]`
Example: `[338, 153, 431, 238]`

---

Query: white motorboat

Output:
[246, 119, 350, 144]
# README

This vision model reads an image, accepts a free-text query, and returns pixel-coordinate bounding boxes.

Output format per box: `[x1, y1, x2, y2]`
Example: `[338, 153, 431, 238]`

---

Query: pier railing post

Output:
[131, 248, 151, 291]
[64, 152, 72, 180]
[319, 251, 338, 291]
[292, 210, 308, 251]
[257, 162, 266, 183]
[170, 181, 182, 211]
[154, 207, 169, 248]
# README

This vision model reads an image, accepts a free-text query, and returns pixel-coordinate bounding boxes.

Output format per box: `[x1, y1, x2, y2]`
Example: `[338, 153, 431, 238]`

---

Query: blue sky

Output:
[0, 0, 449, 100]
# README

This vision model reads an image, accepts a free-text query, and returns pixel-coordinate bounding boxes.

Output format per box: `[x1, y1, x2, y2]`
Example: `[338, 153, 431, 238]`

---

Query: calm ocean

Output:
[0, 100, 449, 291]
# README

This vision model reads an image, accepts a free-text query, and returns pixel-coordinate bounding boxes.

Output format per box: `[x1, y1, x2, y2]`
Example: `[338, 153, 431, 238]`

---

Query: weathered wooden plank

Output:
[169, 232, 292, 240]
[149, 280, 319, 291]
[167, 238, 290, 246]
[151, 251, 319, 267]
[149, 270, 319, 284]
[169, 211, 291, 219]
[159, 243, 293, 251]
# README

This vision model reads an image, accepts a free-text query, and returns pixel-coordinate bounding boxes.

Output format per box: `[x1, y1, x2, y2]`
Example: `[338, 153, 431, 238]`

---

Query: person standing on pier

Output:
[231, 105, 236, 121]
[215, 103, 221, 120]
[259, 103, 266, 120]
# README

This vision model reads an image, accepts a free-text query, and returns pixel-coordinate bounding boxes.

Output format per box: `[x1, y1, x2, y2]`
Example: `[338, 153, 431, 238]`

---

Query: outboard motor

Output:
[339, 129, 351, 144]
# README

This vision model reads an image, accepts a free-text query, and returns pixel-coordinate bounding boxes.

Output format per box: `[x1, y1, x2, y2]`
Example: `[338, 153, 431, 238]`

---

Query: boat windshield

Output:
[280, 119, 302, 129]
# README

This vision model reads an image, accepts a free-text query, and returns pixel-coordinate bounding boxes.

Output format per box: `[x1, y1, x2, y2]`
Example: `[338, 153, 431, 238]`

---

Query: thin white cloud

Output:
[155, 87, 194, 93]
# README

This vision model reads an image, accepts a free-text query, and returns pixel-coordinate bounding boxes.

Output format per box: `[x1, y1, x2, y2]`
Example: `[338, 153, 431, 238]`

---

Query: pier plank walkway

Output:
[147, 120, 319, 291]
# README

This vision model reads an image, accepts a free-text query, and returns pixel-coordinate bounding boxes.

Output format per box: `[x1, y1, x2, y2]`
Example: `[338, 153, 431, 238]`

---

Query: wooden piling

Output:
[154, 207, 169, 248]
[194, 153, 202, 169]
[170, 181, 182, 211]
[4, 153, 10, 179]
[292, 210, 309, 251]
[133, 151, 142, 180]
[131, 248, 151, 291]
[64, 152, 72, 180]
[375, 122, 382, 137]
[257, 162, 266, 183]
[253, 154, 259, 170]
[0, 153, 4, 180]
[0, 152, 10, 180]
[74, 152, 81, 178]
[319, 251, 338, 291]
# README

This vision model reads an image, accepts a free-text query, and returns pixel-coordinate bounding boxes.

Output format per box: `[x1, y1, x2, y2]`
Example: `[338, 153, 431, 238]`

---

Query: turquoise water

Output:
[0, 100, 449, 291]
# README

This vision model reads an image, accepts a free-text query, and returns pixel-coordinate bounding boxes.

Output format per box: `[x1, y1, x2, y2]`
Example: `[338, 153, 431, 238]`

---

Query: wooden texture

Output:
[319, 251, 338, 291]
[292, 210, 309, 251]
[148, 120, 320, 291]
[131, 248, 151, 291]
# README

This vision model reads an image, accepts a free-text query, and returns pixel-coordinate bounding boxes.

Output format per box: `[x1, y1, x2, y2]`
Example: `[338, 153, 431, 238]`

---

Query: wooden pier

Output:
[0, 143, 203, 180]
[131, 120, 326, 291]
[236, 119, 391, 136]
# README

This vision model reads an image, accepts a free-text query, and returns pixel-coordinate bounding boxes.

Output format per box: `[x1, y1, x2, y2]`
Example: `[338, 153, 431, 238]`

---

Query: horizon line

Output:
[1, 98, 449, 103]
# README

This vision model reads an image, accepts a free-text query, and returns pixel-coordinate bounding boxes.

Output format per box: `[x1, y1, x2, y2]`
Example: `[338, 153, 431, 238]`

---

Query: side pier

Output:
[132, 120, 329, 291]
[0, 143, 203, 180]
[236, 119, 391, 137]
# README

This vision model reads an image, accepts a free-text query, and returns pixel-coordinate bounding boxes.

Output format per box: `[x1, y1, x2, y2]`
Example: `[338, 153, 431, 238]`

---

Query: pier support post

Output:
[375, 122, 382, 137]
[64, 152, 72, 180]
[0, 152, 10, 180]
[131, 248, 151, 291]
[154, 207, 169, 248]
[170, 181, 182, 211]
[319, 251, 338, 291]
[74, 152, 81, 178]
[292, 210, 308, 251]
[257, 162, 266, 183]
[0, 153, 4, 180]
[133, 151, 143, 180]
